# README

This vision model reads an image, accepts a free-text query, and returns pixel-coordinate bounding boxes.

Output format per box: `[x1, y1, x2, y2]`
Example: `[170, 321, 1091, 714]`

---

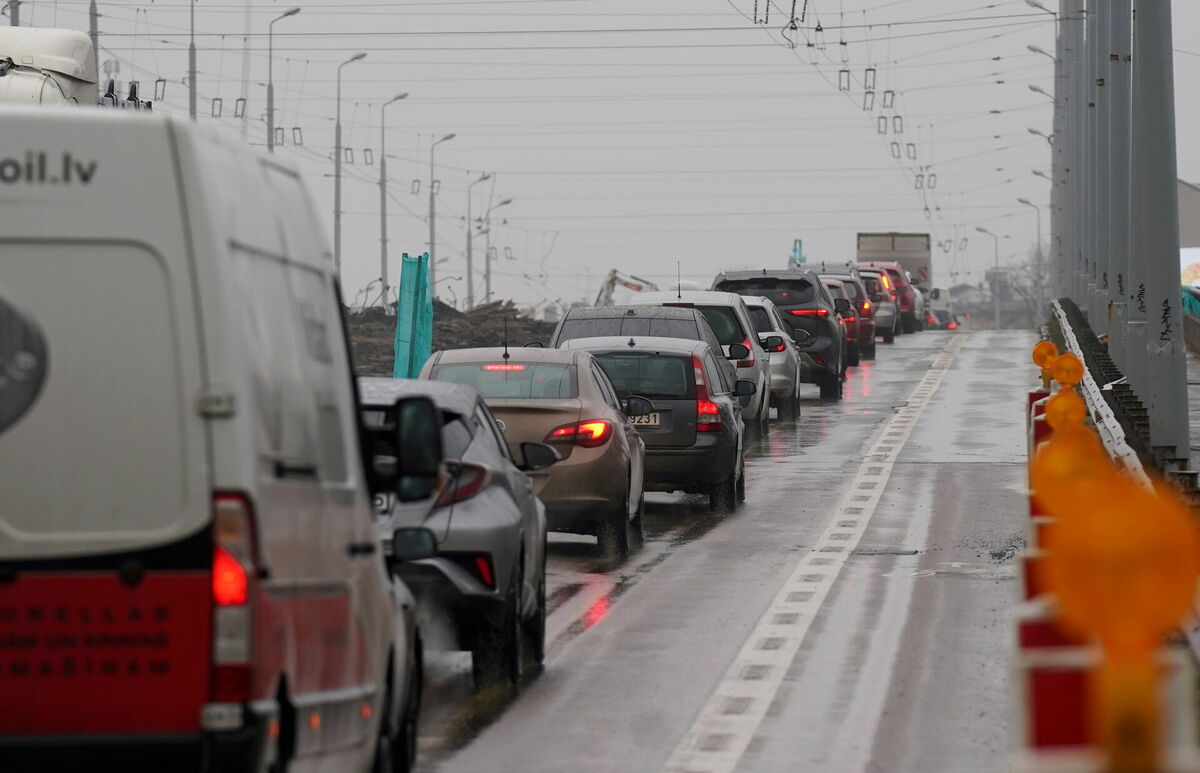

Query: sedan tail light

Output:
[736, 337, 755, 368]
[692, 355, 723, 432]
[948, 321, 958, 330]
[788, 308, 828, 317]
[436, 462, 490, 506]
[859, 301, 873, 317]
[545, 420, 613, 448]
[211, 493, 259, 704]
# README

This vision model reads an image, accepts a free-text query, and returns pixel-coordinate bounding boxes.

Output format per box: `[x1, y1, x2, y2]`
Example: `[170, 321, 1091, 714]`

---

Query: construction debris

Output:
[345, 300, 558, 376]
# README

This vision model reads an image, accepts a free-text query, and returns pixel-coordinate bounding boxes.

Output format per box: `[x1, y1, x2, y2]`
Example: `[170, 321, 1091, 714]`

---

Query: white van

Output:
[0, 27, 97, 105]
[0, 107, 424, 772]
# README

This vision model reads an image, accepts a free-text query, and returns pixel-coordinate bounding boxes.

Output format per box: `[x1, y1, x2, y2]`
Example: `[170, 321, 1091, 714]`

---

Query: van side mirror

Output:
[734, 380, 757, 397]
[834, 298, 853, 316]
[625, 395, 654, 417]
[391, 527, 437, 563]
[519, 442, 560, 472]
[372, 396, 444, 502]
[727, 343, 750, 360]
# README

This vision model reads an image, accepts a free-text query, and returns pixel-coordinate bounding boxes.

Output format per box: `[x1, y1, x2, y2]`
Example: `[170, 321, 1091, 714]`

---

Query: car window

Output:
[747, 306, 773, 333]
[824, 284, 845, 300]
[703, 352, 730, 394]
[839, 281, 861, 300]
[646, 318, 701, 340]
[593, 367, 623, 408]
[696, 306, 745, 345]
[714, 278, 815, 306]
[556, 317, 622, 342]
[432, 362, 578, 399]
[862, 275, 883, 296]
[441, 412, 474, 460]
[473, 402, 511, 460]
[593, 353, 694, 399]
[587, 365, 619, 410]
[768, 305, 791, 332]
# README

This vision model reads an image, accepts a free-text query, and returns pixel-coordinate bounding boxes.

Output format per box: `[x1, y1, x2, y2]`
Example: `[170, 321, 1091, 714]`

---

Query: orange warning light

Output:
[1050, 353, 1085, 387]
[1045, 389, 1087, 430]
[1030, 425, 1109, 515]
[1032, 340, 1059, 369]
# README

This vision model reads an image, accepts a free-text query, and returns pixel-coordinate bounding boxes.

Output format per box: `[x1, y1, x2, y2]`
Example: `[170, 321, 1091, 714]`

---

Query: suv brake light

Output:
[789, 308, 828, 317]
[692, 354, 723, 432]
[436, 462, 490, 506]
[211, 493, 259, 704]
[545, 420, 613, 448]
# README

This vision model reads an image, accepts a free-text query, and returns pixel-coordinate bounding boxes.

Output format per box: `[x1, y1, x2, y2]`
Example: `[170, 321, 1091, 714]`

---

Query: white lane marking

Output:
[661, 336, 966, 773]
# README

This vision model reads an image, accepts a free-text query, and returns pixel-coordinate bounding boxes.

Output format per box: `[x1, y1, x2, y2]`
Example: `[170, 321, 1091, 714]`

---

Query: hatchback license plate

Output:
[631, 413, 661, 427]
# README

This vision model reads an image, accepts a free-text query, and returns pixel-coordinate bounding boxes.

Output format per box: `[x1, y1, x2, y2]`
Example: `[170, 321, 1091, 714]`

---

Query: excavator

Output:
[594, 269, 659, 306]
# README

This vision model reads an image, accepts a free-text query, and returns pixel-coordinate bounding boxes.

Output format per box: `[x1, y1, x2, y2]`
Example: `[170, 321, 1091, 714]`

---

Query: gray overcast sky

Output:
[33, 0, 1200, 308]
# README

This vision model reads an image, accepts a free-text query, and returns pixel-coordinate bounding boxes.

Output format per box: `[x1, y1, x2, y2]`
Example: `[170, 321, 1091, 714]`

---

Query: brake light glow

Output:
[473, 556, 495, 589]
[860, 301, 873, 316]
[545, 420, 613, 448]
[435, 462, 489, 506]
[948, 322, 958, 330]
[482, 363, 526, 372]
[737, 337, 755, 368]
[213, 546, 248, 606]
[788, 309, 828, 317]
[881, 274, 893, 290]
[692, 354, 723, 432]
[926, 315, 936, 324]
[812, 354, 826, 366]
[764, 338, 786, 353]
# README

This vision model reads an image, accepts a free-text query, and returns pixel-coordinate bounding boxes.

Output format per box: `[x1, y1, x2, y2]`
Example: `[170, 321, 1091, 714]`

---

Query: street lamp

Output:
[465, 172, 492, 309]
[1026, 43, 1056, 60]
[1027, 127, 1055, 145]
[377, 92, 408, 312]
[976, 226, 1002, 330]
[1027, 83, 1054, 101]
[267, 7, 300, 154]
[1017, 198, 1045, 320]
[428, 133, 456, 296]
[333, 52, 367, 275]
[1032, 169, 1052, 181]
[1024, 0, 1055, 15]
[483, 197, 514, 304]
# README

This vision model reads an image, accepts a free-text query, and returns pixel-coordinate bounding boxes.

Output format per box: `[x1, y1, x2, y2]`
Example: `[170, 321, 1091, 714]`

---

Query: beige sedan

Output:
[421, 347, 650, 559]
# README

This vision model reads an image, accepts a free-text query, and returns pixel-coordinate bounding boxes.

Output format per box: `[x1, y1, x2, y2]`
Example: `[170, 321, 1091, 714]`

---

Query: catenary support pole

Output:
[188, 0, 197, 120]
[1132, 0, 1188, 457]
[89, 0, 99, 102]
[1090, 0, 1110, 331]
[1109, 0, 1132, 370]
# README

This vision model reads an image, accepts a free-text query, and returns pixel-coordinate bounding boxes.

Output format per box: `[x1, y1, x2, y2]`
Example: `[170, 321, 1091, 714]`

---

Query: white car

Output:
[626, 291, 774, 437]
[741, 297, 804, 421]
[0, 107, 423, 772]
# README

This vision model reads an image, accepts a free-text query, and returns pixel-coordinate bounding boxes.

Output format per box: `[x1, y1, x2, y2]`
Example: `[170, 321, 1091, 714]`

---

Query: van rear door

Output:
[0, 239, 212, 735]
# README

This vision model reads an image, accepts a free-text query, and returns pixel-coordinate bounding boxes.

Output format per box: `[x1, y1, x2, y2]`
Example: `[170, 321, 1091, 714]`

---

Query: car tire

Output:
[374, 641, 422, 773]
[819, 373, 841, 401]
[472, 567, 523, 691]
[902, 315, 916, 334]
[709, 471, 737, 514]
[522, 545, 546, 670]
[735, 454, 746, 503]
[847, 344, 861, 367]
[629, 493, 646, 551]
[882, 327, 895, 344]
[597, 500, 630, 560]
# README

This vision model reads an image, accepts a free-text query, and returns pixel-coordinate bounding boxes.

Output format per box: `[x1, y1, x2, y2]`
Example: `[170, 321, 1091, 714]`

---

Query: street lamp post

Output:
[378, 92, 408, 312]
[267, 7, 300, 154]
[1027, 127, 1054, 145]
[976, 226, 1002, 330]
[333, 52, 367, 275]
[483, 197, 513, 304]
[1017, 198, 1044, 321]
[465, 172, 492, 309]
[428, 133, 456, 297]
[188, 0, 196, 120]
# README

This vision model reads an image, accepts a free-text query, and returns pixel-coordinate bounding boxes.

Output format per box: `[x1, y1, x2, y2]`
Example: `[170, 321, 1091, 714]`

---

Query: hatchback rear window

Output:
[556, 318, 622, 341]
[715, 279, 815, 306]
[748, 307, 773, 333]
[695, 306, 744, 345]
[592, 353, 693, 399]
[431, 362, 578, 399]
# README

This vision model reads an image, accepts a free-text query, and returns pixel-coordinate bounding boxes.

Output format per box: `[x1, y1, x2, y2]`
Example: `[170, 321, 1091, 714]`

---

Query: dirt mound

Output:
[346, 301, 557, 376]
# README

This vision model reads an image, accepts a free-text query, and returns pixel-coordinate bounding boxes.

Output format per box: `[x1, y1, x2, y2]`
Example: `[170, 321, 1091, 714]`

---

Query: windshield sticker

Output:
[0, 294, 48, 434]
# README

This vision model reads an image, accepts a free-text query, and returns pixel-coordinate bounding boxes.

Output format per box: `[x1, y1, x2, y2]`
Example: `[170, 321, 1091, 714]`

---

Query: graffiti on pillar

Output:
[1102, 271, 1108, 290]
[1160, 298, 1174, 342]
[1136, 283, 1146, 313]
[1117, 273, 1125, 296]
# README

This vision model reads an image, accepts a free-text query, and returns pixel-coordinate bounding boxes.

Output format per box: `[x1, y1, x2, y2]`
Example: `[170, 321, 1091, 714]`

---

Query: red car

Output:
[819, 271, 876, 360]
[856, 261, 920, 334]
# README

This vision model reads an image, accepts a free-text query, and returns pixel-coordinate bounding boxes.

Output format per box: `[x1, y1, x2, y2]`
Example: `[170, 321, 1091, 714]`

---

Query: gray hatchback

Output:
[560, 336, 755, 513]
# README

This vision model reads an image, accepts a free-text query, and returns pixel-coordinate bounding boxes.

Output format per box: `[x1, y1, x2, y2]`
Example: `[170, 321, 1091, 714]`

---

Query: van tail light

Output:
[211, 492, 259, 704]
[736, 337, 755, 369]
[545, 419, 613, 448]
[436, 462, 489, 506]
[692, 355, 723, 433]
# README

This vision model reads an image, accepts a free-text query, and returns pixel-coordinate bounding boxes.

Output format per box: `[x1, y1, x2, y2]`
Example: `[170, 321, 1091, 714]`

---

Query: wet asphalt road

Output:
[414, 330, 1034, 773]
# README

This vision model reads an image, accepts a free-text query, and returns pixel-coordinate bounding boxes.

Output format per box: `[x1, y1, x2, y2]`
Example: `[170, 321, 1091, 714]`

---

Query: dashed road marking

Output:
[661, 335, 965, 773]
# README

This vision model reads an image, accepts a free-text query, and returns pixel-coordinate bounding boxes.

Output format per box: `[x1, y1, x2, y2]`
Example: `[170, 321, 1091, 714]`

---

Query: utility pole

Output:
[465, 172, 492, 310]
[1132, 0, 1188, 458]
[1018, 198, 1044, 321]
[8, 0, 17, 26]
[89, 0, 99, 102]
[1089, 2, 1111, 330]
[378, 93, 408, 312]
[483, 197, 514, 304]
[428, 133, 456, 297]
[267, 8, 301, 154]
[188, 0, 196, 120]
[333, 52, 367, 274]
[976, 226, 1001, 330]
[1109, 0, 1133, 371]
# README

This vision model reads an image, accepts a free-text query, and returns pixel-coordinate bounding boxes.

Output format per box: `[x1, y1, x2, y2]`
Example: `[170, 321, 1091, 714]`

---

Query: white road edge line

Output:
[661, 335, 967, 773]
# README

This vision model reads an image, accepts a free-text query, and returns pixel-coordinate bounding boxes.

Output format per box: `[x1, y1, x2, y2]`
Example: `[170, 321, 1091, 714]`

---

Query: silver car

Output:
[359, 377, 553, 691]
[627, 290, 773, 437]
[741, 296, 804, 421]
[858, 268, 899, 344]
